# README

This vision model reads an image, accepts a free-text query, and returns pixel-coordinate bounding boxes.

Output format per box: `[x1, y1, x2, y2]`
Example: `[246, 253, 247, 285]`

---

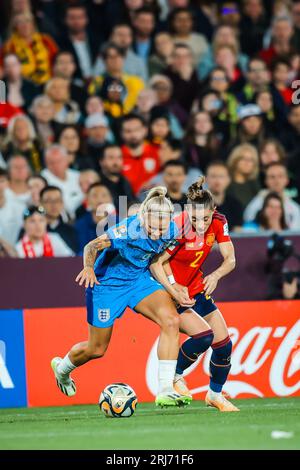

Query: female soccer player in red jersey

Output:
[151, 177, 240, 412]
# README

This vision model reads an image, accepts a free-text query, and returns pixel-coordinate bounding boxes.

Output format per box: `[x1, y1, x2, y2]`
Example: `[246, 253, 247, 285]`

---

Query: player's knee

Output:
[193, 329, 214, 350]
[160, 311, 180, 332]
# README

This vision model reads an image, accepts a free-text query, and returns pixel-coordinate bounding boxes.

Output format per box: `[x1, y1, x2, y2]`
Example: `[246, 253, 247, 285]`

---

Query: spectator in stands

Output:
[99, 144, 136, 209]
[207, 66, 239, 136]
[149, 112, 172, 145]
[163, 43, 200, 115]
[27, 174, 47, 206]
[198, 24, 248, 80]
[76, 169, 101, 219]
[57, 125, 92, 171]
[238, 57, 285, 115]
[58, 3, 98, 81]
[120, 113, 160, 195]
[213, 44, 243, 90]
[2, 115, 43, 172]
[291, 0, 300, 52]
[132, 7, 156, 64]
[7, 154, 31, 206]
[93, 23, 148, 83]
[89, 43, 144, 119]
[184, 111, 221, 173]
[16, 205, 74, 257]
[218, 1, 241, 29]
[85, 96, 105, 117]
[40, 186, 78, 254]
[271, 58, 293, 107]
[29, 95, 56, 149]
[206, 160, 244, 231]
[2, 53, 39, 109]
[260, 16, 295, 67]
[257, 192, 287, 232]
[169, 7, 209, 64]
[149, 74, 187, 128]
[162, 160, 187, 210]
[41, 144, 83, 218]
[45, 77, 81, 126]
[148, 32, 174, 77]
[239, 0, 268, 57]
[244, 162, 300, 231]
[232, 104, 269, 149]
[53, 51, 88, 112]
[0, 168, 25, 245]
[75, 182, 115, 254]
[135, 88, 158, 123]
[84, 113, 114, 168]
[2, 12, 58, 85]
[259, 138, 286, 181]
[227, 143, 261, 209]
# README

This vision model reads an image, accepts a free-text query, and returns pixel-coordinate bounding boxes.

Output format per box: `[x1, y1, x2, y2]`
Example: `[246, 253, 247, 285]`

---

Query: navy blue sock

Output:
[176, 329, 214, 375]
[209, 336, 232, 393]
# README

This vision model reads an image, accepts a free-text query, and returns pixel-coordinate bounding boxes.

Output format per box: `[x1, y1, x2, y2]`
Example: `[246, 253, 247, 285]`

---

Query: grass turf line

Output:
[0, 397, 299, 450]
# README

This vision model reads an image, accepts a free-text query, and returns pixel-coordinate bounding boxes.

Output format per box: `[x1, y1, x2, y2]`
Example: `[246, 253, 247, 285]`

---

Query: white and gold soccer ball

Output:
[99, 383, 138, 418]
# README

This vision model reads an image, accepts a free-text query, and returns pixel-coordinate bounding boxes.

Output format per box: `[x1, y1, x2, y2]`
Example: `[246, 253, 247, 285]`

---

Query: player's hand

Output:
[75, 267, 100, 288]
[203, 273, 219, 296]
[173, 284, 195, 308]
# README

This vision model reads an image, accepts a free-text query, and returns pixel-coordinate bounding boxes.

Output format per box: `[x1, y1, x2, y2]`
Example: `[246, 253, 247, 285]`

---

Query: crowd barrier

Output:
[1, 300, 299, 408]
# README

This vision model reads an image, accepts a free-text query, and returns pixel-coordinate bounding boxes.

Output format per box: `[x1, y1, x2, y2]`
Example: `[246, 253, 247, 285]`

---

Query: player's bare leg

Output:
[51, 325, 113, 397]
[204, 309, 239, 412]
[174, 309, 213, 398]
[135, 290, 191, 407]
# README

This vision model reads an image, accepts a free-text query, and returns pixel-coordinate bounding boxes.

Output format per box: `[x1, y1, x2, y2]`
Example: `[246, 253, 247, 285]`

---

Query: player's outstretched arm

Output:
[203, 241, 236, 296]
[75, 234, 112, 288]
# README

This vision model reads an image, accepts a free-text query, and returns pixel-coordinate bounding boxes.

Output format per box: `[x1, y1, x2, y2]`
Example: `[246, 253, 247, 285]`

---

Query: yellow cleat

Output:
[205, 390, 240, 412]
[174, 376, 193, 399]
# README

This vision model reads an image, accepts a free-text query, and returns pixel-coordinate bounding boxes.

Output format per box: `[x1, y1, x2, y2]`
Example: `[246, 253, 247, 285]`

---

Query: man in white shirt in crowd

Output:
[41, 144, 83, 218]
[15, 206, 74, 258]
[244, 162, 300, 230]
[0, 168, 26, 245]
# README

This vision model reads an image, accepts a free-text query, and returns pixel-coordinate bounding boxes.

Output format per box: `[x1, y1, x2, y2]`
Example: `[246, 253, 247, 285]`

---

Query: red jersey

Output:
[122, 143, 160, 195]
[167, 211, 231, 297]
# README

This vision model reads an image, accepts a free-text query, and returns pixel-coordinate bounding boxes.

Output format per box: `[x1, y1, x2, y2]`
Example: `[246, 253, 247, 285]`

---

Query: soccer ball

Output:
[99, 383, 138, 418]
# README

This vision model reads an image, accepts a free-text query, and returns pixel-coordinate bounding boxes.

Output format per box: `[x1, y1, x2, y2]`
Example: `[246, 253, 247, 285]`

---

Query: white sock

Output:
[57, 354, 76, 378]
[158, 360, 177, 394]
[174, 373, 183, 382]
[208, 387, 221, 399]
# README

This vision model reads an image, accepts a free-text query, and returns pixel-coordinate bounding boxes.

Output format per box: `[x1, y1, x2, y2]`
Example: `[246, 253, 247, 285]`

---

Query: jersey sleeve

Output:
[214, 213, 231, 243]
[105, 218, 130, 250]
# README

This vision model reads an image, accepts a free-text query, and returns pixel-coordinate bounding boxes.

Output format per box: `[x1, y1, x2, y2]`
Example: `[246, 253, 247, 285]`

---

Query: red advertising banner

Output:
[23, 301, 300, 407]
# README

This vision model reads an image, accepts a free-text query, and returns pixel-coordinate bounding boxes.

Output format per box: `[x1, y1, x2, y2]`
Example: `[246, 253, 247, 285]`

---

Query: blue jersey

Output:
[93, 215, 178, 286]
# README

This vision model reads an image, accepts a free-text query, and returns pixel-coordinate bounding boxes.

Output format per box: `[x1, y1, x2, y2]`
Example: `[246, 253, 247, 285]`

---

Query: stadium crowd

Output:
[0, 0, 300, 258]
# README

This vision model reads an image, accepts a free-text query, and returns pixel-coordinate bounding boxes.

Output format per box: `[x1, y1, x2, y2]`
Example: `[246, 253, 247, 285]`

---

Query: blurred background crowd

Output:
[0, 0, 300, 261]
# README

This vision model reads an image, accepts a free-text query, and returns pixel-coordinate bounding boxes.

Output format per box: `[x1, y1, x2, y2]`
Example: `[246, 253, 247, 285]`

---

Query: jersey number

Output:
[189, 251, 204, 268]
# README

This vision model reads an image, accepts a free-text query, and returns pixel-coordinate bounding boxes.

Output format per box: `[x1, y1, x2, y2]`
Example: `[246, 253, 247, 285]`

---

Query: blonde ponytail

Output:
[139, 186, 174, 217]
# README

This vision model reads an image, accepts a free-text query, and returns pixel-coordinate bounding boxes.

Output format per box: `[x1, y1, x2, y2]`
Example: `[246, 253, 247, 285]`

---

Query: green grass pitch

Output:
[0, 398, 299, 450]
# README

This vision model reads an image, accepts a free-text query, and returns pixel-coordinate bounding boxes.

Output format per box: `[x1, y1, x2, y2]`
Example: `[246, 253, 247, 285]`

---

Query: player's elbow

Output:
[229, 256, 236, 271]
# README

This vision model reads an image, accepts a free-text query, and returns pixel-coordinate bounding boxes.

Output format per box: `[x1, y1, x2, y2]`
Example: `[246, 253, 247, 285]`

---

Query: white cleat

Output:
[174, 376, 193, 399]
[51, 357, 76, 397]
[205, 390, 239, 412]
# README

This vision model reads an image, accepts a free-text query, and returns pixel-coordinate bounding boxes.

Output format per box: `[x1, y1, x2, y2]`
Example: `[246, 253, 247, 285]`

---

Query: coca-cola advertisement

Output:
[3, 300, 297, 408]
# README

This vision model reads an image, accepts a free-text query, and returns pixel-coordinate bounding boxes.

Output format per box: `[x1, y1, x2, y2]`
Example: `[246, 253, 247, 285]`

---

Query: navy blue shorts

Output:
[177, 291, 217, 317]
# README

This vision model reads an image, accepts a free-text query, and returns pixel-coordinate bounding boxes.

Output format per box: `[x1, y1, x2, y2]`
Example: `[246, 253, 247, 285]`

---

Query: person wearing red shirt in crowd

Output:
[259, 16, 294, 67]
[121, 113, 161, 195]
[151, 177, 239, 412]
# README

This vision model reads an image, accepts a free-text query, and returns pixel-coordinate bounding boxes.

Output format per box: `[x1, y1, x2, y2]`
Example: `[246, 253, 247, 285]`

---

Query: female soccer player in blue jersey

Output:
[51, 187, 194, 407]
